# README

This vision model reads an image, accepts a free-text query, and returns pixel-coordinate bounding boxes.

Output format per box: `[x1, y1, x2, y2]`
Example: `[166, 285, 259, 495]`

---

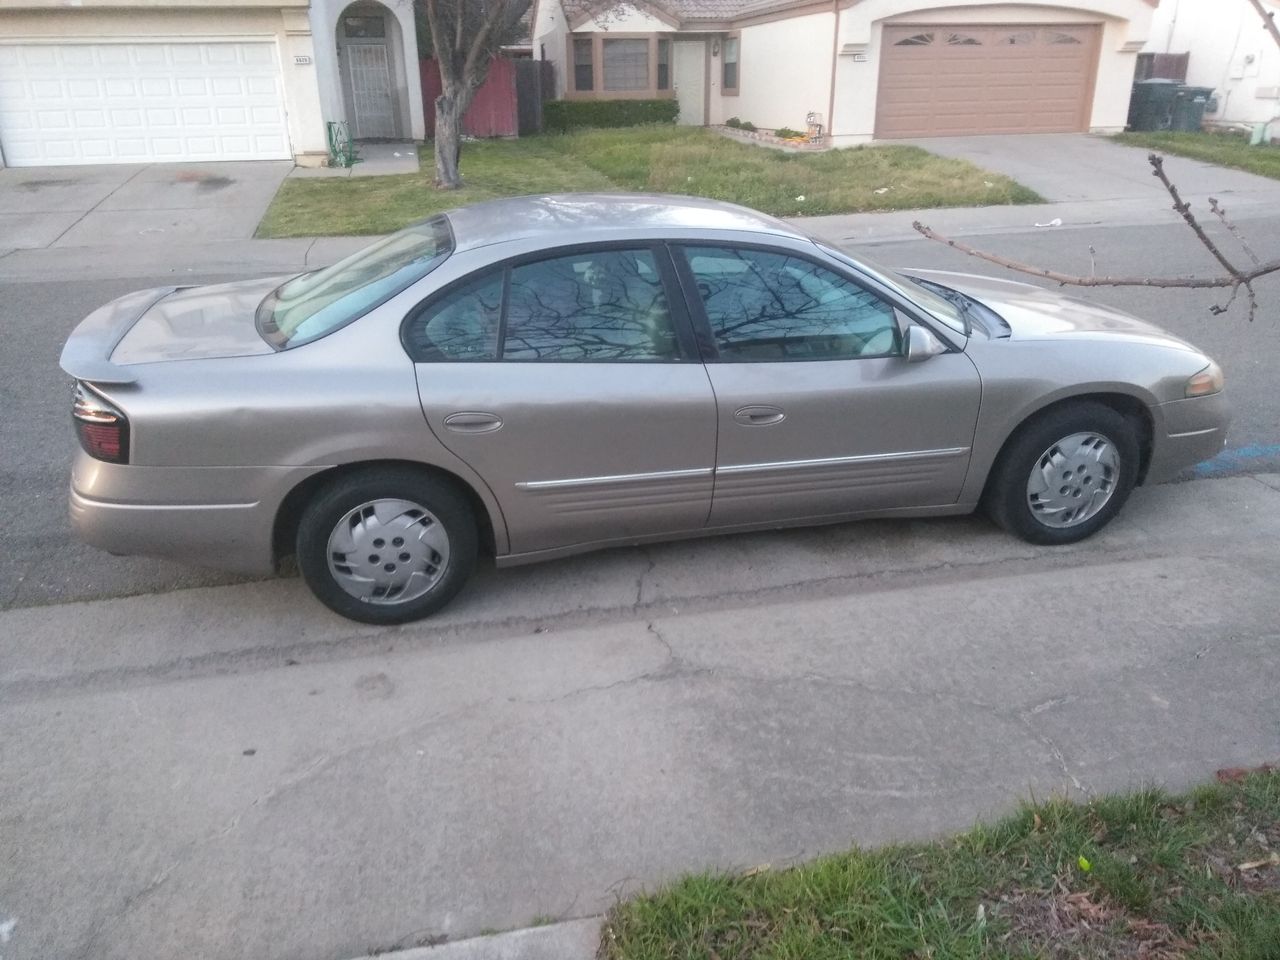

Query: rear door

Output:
[673, 242, 981, 528]
[404, 244, 716, 555]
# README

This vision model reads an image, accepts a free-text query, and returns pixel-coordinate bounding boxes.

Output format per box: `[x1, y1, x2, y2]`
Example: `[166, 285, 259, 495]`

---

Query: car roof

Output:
[443, 193, 809, 252]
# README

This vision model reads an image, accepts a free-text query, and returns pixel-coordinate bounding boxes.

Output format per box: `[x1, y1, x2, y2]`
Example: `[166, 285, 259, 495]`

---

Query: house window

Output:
[722, 36, 739, 92]
[603, 38, 649, 91]
[657, 38, 671, 91]
[574, 37, 594, 91]
[343, 15, 385, 38]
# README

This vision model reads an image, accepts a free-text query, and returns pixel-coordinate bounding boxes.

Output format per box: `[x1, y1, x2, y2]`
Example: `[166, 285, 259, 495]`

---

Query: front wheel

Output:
[297, 468, 477, 624]
[984, 402, 1140, 545]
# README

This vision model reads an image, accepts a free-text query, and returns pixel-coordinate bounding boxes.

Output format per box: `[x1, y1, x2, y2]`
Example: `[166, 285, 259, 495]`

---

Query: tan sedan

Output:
[62, 194, 1229, 623]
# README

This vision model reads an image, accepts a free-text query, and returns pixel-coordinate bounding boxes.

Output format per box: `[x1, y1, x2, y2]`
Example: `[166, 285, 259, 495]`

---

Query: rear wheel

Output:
[984, 402, 1140, 545]
[297, 468, 477, 624]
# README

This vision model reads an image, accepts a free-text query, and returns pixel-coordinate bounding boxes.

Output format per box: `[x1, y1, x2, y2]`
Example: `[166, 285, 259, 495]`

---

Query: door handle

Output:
[443, 411, 503, 434]
[733, 405, 786, 426]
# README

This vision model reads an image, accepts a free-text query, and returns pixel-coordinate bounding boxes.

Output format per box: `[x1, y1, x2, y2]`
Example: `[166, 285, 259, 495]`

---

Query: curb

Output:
[345, 917, 603, 960]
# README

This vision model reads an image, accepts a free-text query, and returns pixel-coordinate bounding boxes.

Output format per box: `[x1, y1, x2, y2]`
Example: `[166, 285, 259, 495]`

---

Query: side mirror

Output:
[905, 325, 948, 363]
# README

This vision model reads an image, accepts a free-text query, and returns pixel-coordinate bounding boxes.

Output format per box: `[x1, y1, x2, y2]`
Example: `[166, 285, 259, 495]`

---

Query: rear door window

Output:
[503, 248, 678, 361]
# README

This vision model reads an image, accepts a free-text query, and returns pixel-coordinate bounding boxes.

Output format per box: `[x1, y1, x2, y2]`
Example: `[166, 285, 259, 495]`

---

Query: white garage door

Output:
[0, 41, 291, 166]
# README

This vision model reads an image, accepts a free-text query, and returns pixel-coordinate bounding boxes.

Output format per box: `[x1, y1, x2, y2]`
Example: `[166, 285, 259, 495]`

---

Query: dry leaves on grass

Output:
[996, 883, 1192, 960]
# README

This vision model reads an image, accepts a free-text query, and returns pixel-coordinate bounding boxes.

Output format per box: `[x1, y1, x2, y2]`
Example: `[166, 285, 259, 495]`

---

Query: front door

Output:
[674, 243, 981, 528]
[405, 245, 716, 555]
[346, 42, 396, 138]
[673, 41, 707, 126]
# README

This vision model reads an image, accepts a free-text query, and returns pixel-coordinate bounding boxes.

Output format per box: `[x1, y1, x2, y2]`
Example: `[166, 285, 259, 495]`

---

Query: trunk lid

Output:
[60, 276, 287, 383]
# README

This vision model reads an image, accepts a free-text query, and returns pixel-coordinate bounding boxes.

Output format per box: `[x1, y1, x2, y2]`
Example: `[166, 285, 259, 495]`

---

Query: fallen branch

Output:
[912, 153, 1279, 321]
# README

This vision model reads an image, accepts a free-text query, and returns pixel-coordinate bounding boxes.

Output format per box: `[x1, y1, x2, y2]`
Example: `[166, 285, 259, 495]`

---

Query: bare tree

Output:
[419, 0, 530, 189]
[913, 0, 1280, 320]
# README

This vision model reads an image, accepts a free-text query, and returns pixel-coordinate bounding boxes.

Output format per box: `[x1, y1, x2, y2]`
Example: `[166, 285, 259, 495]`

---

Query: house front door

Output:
[347, 42, 397, 139]
[673, 40, 707, 126]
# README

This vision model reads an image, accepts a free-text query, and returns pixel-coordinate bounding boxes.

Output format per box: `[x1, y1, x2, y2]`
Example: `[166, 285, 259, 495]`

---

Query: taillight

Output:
[73, 381, 130, 464]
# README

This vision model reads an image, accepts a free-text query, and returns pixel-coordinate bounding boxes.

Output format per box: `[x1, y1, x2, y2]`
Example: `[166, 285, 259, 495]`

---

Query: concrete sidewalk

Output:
[3, 474, 1279, 960]
[289, 141, 421, 179]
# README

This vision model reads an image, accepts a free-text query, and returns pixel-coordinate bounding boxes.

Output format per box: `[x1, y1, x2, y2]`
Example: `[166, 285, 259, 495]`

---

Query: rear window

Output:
[257, 216, 453, 349]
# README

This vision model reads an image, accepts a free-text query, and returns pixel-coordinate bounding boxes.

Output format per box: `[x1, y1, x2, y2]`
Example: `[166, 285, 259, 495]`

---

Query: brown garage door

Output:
[875, 24, 1100, 139]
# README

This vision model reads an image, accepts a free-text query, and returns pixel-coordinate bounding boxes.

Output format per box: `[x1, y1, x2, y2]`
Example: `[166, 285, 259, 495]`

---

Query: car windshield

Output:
[816, 242, 967, 336]
[257, 216, 454, 349]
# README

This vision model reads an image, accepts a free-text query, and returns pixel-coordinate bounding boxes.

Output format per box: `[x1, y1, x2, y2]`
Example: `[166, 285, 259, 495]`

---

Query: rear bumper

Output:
[69, 453, 325, 575]
[1145, 392, 1231, 484]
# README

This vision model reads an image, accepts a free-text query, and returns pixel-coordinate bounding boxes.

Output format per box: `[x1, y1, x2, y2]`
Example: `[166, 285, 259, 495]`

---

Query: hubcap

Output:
[326, 498, 450, 605]
[1025, 432, 1120, 529]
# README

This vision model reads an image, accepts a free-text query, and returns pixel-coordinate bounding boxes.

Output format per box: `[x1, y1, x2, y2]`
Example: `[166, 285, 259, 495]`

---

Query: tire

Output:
[296, 467, 477, 624]
[984, 401, 1140, 546]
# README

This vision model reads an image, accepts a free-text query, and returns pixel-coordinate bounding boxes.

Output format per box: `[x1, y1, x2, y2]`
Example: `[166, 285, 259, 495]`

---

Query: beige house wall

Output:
[709, 11, 833, 130]
[0, 5, 328, 163]
[1146, 0, 1280, 128]
[531, 0, 571, 96]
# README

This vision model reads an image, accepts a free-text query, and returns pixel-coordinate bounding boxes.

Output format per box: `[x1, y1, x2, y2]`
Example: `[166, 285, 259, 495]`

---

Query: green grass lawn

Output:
[256, 127, 1040, 238]
[1113, 131, 1280, 181]
[601, 768, 1280, 959]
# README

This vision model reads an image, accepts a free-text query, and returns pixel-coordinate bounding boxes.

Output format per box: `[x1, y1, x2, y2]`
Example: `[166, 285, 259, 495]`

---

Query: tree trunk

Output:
[433, 92, 464, 189]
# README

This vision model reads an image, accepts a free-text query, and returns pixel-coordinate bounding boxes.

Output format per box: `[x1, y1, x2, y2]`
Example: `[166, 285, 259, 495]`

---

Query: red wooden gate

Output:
[420, 57, 519, 138]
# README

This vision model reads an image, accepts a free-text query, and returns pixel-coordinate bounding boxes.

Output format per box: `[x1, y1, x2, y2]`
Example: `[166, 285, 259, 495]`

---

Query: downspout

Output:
[827, 0, 840, 141]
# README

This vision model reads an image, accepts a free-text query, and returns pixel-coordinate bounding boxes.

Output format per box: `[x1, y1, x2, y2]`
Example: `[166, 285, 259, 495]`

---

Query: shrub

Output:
[773, 126, 805, 140]
[725, 116, 742, 128]
[739, 120, 756, 132]
[544, 99, 679, 133]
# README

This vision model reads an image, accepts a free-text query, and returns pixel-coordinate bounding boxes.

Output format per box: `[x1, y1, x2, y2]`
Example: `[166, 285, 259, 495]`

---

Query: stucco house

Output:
[1144, 0, 1280, 131]
[0, 0, 424, 167]
[532, 0, 1158, 142]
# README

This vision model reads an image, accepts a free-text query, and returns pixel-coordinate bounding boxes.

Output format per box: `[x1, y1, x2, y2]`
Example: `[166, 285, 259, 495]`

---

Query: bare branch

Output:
[911, 152, 1280, 319]
[1209, 197, 1262, 266]
[1148, 154, 1244, 280]
[1245, 0, 1280, 52]
[909, 222, 1279, 289]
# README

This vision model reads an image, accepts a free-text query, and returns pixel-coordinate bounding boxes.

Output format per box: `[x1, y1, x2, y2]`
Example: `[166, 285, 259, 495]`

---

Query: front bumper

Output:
[69, 452, 325, 575]
[1145, 391, 1231, 484]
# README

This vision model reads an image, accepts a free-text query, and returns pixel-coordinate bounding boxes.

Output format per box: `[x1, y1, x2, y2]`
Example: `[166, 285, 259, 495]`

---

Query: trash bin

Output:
[1128, 79, 1180, 131]
[1172, 85, 1214, 132]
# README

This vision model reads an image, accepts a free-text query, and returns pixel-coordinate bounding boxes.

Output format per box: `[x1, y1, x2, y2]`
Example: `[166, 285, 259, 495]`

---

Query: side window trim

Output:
[672, 240, 942, 363]
[400, 241, 701, 364]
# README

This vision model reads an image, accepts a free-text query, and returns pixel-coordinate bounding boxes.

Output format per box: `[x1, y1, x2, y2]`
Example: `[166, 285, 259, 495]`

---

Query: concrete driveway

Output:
[901, 133, 1280, 206]
[0, 160, 291, 251]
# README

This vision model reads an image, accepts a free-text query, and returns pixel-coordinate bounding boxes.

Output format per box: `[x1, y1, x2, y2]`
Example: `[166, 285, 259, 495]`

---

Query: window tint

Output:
[504, 248, 678, 362]
[682, 245, 901, 361]
[406, 272, 502, 361]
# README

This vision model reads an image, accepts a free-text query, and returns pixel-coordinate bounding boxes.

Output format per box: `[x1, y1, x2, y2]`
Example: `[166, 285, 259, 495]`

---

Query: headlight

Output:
[1185, 361, 1224, 398]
